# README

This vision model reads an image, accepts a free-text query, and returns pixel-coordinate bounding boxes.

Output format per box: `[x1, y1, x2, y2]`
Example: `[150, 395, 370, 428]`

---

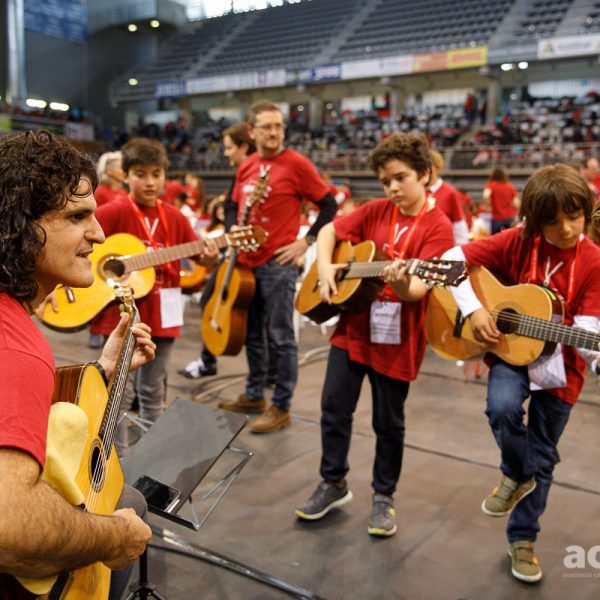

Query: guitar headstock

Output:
[228, 225, 269, 252]
[113, 285, 138, 320]
[245, 165, 271, 208]
[411, 259, 467, 287]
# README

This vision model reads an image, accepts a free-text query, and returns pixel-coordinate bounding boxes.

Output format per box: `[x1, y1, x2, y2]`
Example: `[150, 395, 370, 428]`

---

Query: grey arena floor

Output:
[43, 299, 600, 600]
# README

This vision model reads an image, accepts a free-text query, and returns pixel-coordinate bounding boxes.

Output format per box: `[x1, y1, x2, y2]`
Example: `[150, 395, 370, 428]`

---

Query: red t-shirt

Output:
[232, 149, 330, 268]
[485, 180, 518, 221]
[0, 294, 55, 468]
[431, 181, 465, 224]
[462, 229, 600, 404]
[161, 180, 186, 205]
[331, 198, 454, 381]
[91, 197, 198, 337]
[94, 184, 128, 207]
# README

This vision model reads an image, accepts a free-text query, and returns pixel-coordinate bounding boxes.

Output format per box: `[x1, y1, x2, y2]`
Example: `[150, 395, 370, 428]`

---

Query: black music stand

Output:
[122, 398, 250, 599]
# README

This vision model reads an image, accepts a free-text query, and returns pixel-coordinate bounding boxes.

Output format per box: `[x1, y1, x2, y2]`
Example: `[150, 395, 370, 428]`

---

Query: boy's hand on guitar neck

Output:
[469, 308, 501, 344]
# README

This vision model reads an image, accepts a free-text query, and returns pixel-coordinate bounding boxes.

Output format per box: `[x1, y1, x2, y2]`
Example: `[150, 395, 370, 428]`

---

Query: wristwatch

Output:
[304, 234, 317, 246]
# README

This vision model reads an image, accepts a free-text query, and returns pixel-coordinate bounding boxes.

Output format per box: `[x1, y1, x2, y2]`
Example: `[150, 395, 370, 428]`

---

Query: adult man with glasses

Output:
[219, 99, 337, 433]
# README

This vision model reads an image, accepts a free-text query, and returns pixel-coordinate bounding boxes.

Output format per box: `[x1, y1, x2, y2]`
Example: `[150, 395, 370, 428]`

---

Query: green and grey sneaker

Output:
[295, 481, 353, 521]
[508, 541, 543, 583]
[481, 475, 536, 517]
[367, 494, 397, 537]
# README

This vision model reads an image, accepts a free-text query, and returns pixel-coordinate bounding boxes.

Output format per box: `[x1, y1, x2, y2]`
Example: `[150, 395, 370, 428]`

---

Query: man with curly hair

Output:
[0, 130, 156, 599]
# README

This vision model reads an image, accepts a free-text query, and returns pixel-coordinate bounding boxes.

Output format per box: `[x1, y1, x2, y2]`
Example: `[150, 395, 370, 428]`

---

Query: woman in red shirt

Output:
[483, 167, 520, 234]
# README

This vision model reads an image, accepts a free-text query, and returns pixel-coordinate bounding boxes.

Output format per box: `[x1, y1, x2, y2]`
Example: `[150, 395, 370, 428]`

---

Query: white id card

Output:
[528, 343, 567, 390]
[370, 301, 401, 345]
[160, 287, 184, 329]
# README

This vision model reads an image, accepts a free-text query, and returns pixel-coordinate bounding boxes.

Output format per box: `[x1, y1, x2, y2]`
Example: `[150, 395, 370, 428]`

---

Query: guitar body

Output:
[39, 233, 156, 332]
[180, 263, 207, 292]
[426, 266, 563, 366]
[295, 240, 385, 324]
[52, 364, 123, 600]
[201, 260, 256, 356]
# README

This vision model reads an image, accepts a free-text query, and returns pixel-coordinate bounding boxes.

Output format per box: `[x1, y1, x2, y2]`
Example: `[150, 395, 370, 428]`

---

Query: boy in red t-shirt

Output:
[295, 133, 454, 537]
[442, 164, 600, 582]
[93, 138, 216, 455]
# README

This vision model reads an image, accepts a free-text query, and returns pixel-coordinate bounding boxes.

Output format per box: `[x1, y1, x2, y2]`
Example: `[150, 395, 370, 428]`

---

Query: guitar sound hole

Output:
[90, 444, 105, 490]
[104, 258, 125, 278]
[496, 309, 519, 334]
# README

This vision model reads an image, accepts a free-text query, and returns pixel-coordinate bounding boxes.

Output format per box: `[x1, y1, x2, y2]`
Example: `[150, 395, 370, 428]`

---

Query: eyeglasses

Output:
[253, 123, 285, 131]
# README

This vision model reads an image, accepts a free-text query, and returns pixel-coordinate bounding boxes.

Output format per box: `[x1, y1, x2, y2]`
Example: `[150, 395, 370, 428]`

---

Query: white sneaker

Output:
[179, 358, 205, 379]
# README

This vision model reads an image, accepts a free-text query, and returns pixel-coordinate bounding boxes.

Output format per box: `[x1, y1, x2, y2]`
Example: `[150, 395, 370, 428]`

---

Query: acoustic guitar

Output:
[201, 167, 270, 356]
[39, 226, 266, 332]
[295, 240, 468, 324]
[179, 261, 207, 293]
[0, 287, 140, 600]
[426, 266, 600, 365]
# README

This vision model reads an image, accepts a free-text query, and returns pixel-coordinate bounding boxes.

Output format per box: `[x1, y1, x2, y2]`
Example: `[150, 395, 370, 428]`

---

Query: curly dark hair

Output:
[0, 130, 97, 302]
[368, 133, 432, 183]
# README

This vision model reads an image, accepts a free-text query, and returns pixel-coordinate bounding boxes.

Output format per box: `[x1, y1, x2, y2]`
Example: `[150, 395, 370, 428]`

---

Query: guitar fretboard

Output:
[512, 313, 600, 351]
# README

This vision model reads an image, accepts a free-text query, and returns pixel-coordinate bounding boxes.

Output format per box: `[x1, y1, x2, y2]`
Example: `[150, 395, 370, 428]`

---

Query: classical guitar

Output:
[202, 167, 270, 356]
[295, 240, 467, 324]
[1, 287, 140, 600]
[426, 265, 600, 365]
[39, 226, 266, 332]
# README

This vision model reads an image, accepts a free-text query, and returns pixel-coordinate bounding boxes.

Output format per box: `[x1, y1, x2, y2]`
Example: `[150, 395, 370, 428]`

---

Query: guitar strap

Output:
[128, 195, 179, 277]
[529, 235, 580, 304]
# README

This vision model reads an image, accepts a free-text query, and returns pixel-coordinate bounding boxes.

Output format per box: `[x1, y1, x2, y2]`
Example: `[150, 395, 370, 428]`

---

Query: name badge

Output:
[160, 287, 184, 329]
[528, 344, 567, 390]
[370, 301, 401, 345]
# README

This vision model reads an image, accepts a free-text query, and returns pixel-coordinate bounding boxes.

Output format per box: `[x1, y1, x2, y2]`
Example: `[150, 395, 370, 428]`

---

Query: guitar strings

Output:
[487, 309, 600, 349]
[85, 311, 138, 515]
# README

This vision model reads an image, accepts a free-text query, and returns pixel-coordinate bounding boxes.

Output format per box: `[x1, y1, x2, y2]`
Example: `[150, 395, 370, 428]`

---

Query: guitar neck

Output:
[345, 258, 417, 279]
[98, 313, 140, 453]
[121, 236, 229, 271]
[514, 314, 600, 351]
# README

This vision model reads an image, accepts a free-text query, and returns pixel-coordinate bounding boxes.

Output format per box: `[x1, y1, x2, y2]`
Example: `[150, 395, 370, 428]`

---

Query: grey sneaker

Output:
[482, 475, 536, 517]
[368, 494, 397, 537]
[508, 541, 543, 583]
[295, 481, 353, 521]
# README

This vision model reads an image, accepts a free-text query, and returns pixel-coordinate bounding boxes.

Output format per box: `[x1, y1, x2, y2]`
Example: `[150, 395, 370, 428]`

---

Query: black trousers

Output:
[320, 346, 409, 496]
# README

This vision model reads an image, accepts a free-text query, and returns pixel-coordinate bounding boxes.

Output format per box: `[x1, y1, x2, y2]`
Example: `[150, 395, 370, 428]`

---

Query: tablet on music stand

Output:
[122, 397, 250, 530]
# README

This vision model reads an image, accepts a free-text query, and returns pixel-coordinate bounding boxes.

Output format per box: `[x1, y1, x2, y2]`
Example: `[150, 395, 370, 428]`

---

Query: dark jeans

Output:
[109, 485, 148, 600]
[485, 360, 572, 542]
[491, 218, 515, 235]
[245, 259, 298, 409]
[320, 346, 409, 496]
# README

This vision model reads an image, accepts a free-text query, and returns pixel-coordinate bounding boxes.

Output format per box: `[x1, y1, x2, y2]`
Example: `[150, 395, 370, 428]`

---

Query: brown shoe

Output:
[218, 393, 266, 414]
[249, 405, 291, 434]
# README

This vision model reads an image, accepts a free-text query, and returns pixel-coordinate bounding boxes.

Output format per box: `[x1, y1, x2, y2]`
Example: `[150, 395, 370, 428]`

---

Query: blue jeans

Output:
[491, 218, 515, 235]
[245, 259, 298, 410]
[485, 360, 572, 542]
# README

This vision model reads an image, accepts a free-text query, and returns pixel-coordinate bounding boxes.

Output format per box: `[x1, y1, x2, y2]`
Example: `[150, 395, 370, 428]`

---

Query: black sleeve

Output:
[224, 179, 237, 232]
[306, 192, 337, 238]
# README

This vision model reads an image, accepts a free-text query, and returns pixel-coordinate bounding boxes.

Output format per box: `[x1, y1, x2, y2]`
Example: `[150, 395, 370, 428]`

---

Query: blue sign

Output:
[24, 0, 88, 44]
[154, 81, 187, 99]
[311, 64, 341, 82]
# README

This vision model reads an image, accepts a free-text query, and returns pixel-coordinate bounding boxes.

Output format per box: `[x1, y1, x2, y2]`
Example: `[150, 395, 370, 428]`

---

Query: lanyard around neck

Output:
[387, 196, 429, 260]
[529, 234, 580, 304]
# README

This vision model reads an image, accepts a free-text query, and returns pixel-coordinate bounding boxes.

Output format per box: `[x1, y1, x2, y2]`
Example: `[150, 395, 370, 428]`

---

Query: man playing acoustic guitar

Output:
[441, 164, 600, 583]
[219, 100, 337, 433]
[0, 131, 156, 598]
